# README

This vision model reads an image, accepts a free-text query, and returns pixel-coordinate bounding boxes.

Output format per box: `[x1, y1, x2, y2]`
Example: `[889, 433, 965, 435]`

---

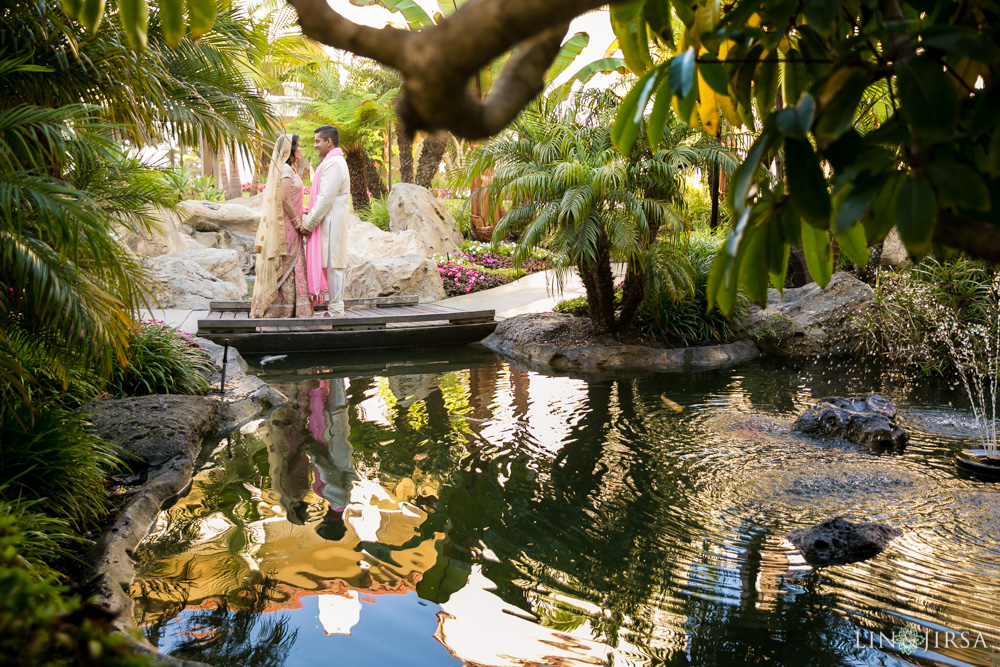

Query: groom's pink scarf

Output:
[306, 148, 343, 304]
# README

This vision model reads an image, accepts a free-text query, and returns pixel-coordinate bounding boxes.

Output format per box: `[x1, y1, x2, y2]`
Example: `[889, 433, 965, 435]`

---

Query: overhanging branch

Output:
[934, 213, 1000, 263]
[286, 0, 616, 139]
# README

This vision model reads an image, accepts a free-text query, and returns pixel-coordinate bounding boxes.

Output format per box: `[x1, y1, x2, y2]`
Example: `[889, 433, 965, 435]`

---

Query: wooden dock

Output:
[197, 296, 497, 354]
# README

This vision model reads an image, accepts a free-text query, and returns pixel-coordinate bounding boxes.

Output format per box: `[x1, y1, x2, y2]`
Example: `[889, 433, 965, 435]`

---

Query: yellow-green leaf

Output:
[160, 0, 185, 47]
[120, 0, 149, 50]
[188, 0, 217, 40]
[80, 0, 106, 35]
[896, 174, 937, 257]
[611, 0, 654, 74]
[61, 0, 84, 20]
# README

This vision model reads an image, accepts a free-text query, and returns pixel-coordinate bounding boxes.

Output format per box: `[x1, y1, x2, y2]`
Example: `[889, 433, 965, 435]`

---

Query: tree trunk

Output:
[365, 154, 387, 199]
[415, 130, 449, 188]
[224, 146, 242, 200]
[708, 156, 720, 229]
[200, 134, 217, 181]
[578, 235, 617, 334]
[396, 121, 414, 184]
[343, 145, 370, 212]
[617, 262, 645, 332]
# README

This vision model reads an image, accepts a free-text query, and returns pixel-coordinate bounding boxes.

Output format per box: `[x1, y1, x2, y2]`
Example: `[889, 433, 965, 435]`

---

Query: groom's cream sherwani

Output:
[302, 152, 350, 269]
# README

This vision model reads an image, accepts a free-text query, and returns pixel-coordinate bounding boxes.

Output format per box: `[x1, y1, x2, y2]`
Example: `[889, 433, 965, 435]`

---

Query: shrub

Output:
[0, 513, 154, 666]
[0, 400, 122, 530]
[106, 322, 213, 397]
[553, 295, 590, 317]
[636, 231, 749, 345]
[360, 195, 391, 232]
[855, 257, 998, 376]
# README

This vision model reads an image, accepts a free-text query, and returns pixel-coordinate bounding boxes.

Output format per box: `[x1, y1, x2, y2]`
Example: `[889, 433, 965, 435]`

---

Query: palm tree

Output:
[294, 61, 397, 211]
[462, 90, 734, 334]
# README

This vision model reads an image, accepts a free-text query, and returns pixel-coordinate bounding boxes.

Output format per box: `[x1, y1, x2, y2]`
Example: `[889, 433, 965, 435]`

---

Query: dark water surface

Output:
[131, 348, 1000, 667]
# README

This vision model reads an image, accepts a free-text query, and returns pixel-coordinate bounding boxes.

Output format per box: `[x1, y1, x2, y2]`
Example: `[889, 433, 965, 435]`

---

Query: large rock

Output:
[143, 254, 244, 309]
[747, 271, 874, 357]
[482, 313, 759, 374]
[387, 183, 463, 256]
[346, 256, 446, 303]
[788, 517, 901, 566]
[178, 199, 261, 236]
[166, 248, 247, 293]
[116, 207, 188, 257]
[190, 229, 256, 275]
[348, 216, 428, 261]
[793, 394, 909, 449]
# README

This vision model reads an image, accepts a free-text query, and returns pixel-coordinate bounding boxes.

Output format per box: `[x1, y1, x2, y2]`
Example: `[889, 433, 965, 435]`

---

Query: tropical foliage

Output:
[609, 0, 1000, 315]
[292, 60, 397, 211]
[460, 90, 736, 334]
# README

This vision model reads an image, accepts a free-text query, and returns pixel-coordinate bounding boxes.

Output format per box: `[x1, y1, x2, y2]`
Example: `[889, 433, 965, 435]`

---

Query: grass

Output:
[106, 322, 213, 396]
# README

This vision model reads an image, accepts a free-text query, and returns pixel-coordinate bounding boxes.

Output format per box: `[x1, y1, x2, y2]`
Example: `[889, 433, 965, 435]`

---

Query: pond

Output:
[131, 347, 1000, 667]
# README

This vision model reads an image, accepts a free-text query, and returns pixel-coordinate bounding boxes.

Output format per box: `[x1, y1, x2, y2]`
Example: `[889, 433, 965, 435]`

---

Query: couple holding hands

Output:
[250, 126, 350, 319]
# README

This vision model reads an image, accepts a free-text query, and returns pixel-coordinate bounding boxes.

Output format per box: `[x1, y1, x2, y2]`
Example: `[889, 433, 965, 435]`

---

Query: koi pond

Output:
[131, 347, 1000, 666]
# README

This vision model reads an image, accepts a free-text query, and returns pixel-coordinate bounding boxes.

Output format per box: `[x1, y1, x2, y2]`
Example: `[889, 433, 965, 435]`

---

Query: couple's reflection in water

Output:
[265, 377, 358, 543]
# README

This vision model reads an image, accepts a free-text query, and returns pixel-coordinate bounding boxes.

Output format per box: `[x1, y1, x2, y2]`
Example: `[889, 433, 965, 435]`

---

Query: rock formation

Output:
[793, 394, 909, 449]
[788, 517, 901, 566]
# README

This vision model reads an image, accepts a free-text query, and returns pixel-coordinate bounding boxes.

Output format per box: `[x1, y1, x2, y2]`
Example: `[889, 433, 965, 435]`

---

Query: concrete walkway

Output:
[142, 269, 586, 331]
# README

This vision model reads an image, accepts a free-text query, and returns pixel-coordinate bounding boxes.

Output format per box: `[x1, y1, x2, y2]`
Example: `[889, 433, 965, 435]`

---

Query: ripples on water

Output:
[131, 352, 1000, 666]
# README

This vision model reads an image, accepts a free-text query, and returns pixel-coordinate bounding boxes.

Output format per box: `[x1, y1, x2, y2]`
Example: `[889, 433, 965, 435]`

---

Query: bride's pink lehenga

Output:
[262, 164, 313, 318]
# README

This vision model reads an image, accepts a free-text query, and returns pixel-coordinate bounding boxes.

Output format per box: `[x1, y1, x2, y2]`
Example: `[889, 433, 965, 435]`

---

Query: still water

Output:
[132, 348, 1000, 666]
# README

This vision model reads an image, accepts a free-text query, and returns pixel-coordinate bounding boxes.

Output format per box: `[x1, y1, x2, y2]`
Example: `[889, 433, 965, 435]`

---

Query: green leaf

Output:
[611, 64, 669, 155]
[61, 0, 84, 19]
[800, 220, 833, 287]
[896, 57, 958, 136]
[707, 242, 741, 315]
[785, 137, 831, 227]
[647, 78, 674, 149]
[896, 174, 937, 257]
[159, 0, 185, 47]
[698, 53, 729, 96]
[611, 0, 654, 74]
[780, 51, 808, 110]
[436, 0, 468, 18]
[767, 220, 790, 288]
[645, 0, 675, 46]
[803, 0, 841, 34]
[833, 177, 883, 232]
[670, 0, 696, 28]
[669, 48, 696, 98]
[754, 56, 779, 120]
[834, 221, 869, 268]
[727, 130, 774, 211]
[676, 77, 698, 123]
[927, 159, 990, 212]
[780, 204, 802, 246]
[547, 32, 590, 83]
[865, 174, 903, 245]
[814, 70, 870, 139]
[188, 0, 217, 39]
[551, 58, 627, 102]
[120, 0, 149, 50]
[350, 0, 434, 28]
[738, 224, 770, 305]
[80, 0, 105, 35]
[919, 26, 1000, 63]
[775, 92, 816, 139]
[734, 46, 762, 110]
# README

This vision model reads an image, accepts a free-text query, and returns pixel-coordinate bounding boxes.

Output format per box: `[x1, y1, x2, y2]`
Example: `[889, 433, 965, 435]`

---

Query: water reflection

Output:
[133, 355, 1000, 666]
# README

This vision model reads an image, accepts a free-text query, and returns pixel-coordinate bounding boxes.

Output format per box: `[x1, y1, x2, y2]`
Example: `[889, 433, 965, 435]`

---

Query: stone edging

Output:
[481, 313, 759, 375]
[84, 339, 285, 666]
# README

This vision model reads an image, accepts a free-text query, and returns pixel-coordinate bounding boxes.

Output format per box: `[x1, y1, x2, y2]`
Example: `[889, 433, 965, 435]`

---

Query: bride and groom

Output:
[250, 126, 350, 318]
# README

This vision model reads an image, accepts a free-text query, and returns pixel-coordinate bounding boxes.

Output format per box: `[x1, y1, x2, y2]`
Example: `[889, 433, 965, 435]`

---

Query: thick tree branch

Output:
[286, 0, 614, 139]
[934, 212, 1000, 263]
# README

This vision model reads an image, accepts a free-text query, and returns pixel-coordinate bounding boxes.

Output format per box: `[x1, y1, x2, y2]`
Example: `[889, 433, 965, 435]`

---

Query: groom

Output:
[301, 125, 350, 316]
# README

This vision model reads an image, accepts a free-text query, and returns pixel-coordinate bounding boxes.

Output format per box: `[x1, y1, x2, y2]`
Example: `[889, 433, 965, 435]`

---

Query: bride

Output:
[250, 134, 313, 318]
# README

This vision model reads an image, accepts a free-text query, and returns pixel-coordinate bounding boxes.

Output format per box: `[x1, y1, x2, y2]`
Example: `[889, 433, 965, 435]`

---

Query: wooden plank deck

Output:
[209, 295, 419, 312]
[197, 296, 497, 353]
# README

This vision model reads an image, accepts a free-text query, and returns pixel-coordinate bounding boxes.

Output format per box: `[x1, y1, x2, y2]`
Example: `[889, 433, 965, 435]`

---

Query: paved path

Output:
[143, 269, 586, 331]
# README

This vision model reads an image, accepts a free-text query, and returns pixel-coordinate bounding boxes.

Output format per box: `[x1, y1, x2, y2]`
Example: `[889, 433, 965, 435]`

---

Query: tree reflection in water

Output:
[132, 357, 1000, 666]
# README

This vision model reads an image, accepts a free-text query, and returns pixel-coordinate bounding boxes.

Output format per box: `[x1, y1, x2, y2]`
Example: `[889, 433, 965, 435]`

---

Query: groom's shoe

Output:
[327, 302, 345, 317]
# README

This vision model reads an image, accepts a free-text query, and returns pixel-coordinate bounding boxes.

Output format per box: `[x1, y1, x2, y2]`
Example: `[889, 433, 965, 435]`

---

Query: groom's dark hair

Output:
[314, 125, 339, 147]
